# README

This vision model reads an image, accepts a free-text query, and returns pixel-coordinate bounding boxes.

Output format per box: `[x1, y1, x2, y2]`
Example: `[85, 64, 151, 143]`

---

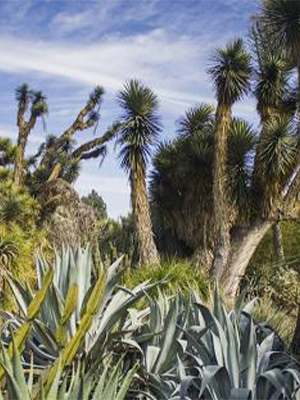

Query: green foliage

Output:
[124, 258, 209, 299]
[30, 91, 48, 117]
[151, 111, 257, 255]
[244, 220, 300, 310]
[1, 251, 299, 399]
[82, 189, 107, 220]
[98, 214, 135, 264]
[259, 116, 298, 182]
[261, 0, 300, 65]
[128, 288, 300, 399]
[0, 181, 39, 230]
[0, 138, 17, 169]
[0, 340, 137, 400]
[208, 39, 252, 105]
[116, 79, 162, 174]
[252, 295, 295, 346]
[0, 180, 47, 308]
[228, 119, 256, 211]
[6, 246, 157, 369]
[0, 239, 18, 269]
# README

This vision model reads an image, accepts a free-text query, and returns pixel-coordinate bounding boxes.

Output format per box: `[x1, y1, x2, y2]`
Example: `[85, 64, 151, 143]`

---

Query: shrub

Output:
[124, 257, 210, 299]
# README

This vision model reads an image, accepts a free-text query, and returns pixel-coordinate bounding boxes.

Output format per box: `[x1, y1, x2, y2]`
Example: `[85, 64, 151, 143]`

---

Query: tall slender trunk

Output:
[211, 103, 232, 279]
[13, 130, 28, 186]
[222, 219, 272, 299]
[131, 169, 160, 266]
[272, 222, 285, 263]
[290, 61, 300, 357]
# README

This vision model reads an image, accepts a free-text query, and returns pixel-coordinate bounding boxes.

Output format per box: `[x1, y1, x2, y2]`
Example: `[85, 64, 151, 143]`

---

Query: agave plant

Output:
[5, 246, 158, 368]
[0, 239, 18, 267]
[127, 288, 300, 399]
[0, 333, 137, 400]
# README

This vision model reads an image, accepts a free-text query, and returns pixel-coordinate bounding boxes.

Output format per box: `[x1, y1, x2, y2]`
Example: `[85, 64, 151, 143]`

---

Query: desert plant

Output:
[124, 258, 209, 299]
[116, 79, 161, 266]
[5, 246, 158, 369]
[0, 335, 137, 400]
[129, 288, 300, 399]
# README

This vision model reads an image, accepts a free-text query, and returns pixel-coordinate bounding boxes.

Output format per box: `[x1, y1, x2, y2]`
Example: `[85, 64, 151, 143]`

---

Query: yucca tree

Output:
[117, 80, 161, 266]
[151, 111, 256, 272]
[151, 104, 215, 267]
[208, 39, 251, 279]
[14, 84, 48, 186]
[261, 0, 300, 98]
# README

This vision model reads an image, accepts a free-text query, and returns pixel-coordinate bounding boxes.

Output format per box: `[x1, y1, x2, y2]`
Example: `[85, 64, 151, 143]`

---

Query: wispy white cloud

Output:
[0, 28, 217, 116]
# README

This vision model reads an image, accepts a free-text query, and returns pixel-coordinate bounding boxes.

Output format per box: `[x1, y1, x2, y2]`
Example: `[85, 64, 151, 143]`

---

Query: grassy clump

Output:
[124, 258, 210, 300]
[252, 294, 296, 346]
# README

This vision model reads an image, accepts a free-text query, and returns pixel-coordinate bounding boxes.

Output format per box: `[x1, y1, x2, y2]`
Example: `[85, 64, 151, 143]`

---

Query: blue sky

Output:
[0, 0, 259, 218]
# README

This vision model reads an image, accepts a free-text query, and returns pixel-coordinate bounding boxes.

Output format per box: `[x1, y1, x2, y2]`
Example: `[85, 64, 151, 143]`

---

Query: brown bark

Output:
[131, 168, 159, 266]
[211, 103, 232, 279]
[222, 219, 272, 299]
[14, 97, 37, 186]
[13, 123, 36, 186]
[47, 163, 62, 182]
[193, 247, 213, 274]
[272, 222, 285, 263]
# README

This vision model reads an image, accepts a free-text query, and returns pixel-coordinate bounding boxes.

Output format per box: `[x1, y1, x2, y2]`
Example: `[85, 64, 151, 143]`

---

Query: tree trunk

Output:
[13, 131, 28, 186]
[211, 103, 232, 280]
[131, 169, 160, 266]
[272, 222, 285, 263]
[222, 219, 272, 299]
[290, 60, 300, 358]
[48, 163, 62, 182]
[193, 247, 213, 273]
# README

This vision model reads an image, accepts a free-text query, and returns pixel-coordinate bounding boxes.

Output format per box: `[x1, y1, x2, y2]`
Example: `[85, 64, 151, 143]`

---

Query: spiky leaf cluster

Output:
[117, 80, 162, 174]
[261, 0, 300, 65]
[208, 39, 252, 105]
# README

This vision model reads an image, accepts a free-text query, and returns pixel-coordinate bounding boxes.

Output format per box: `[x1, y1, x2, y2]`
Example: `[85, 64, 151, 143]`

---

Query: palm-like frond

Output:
[261, 0, 300, 64]
[228, 119, 256, 209]
[62, 160, 81, 183]
[151, 106, 215, 251]
[258, 115, 298, 181]
[254, 53, 291, 112]
[89, 85, 104, 104]
[117, 80, 162, 173]
[31, 90, 48, 116]
[208, 39, 252, 105]
[177, 104, 214, 138]
[15, 83, 29, 105]
[0, 198, 24, 224]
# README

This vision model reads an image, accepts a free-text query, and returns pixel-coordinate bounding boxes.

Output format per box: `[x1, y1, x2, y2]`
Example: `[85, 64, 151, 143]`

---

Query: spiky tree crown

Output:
[15, 83, 30, 105]
[261, 0, 300, 65]
[208, 39, 252, 105]
[117, 79, 162, 174]
[178, 104, 214, 139]
[31, 91, 48, 116]
[254, 54, 290, 109]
